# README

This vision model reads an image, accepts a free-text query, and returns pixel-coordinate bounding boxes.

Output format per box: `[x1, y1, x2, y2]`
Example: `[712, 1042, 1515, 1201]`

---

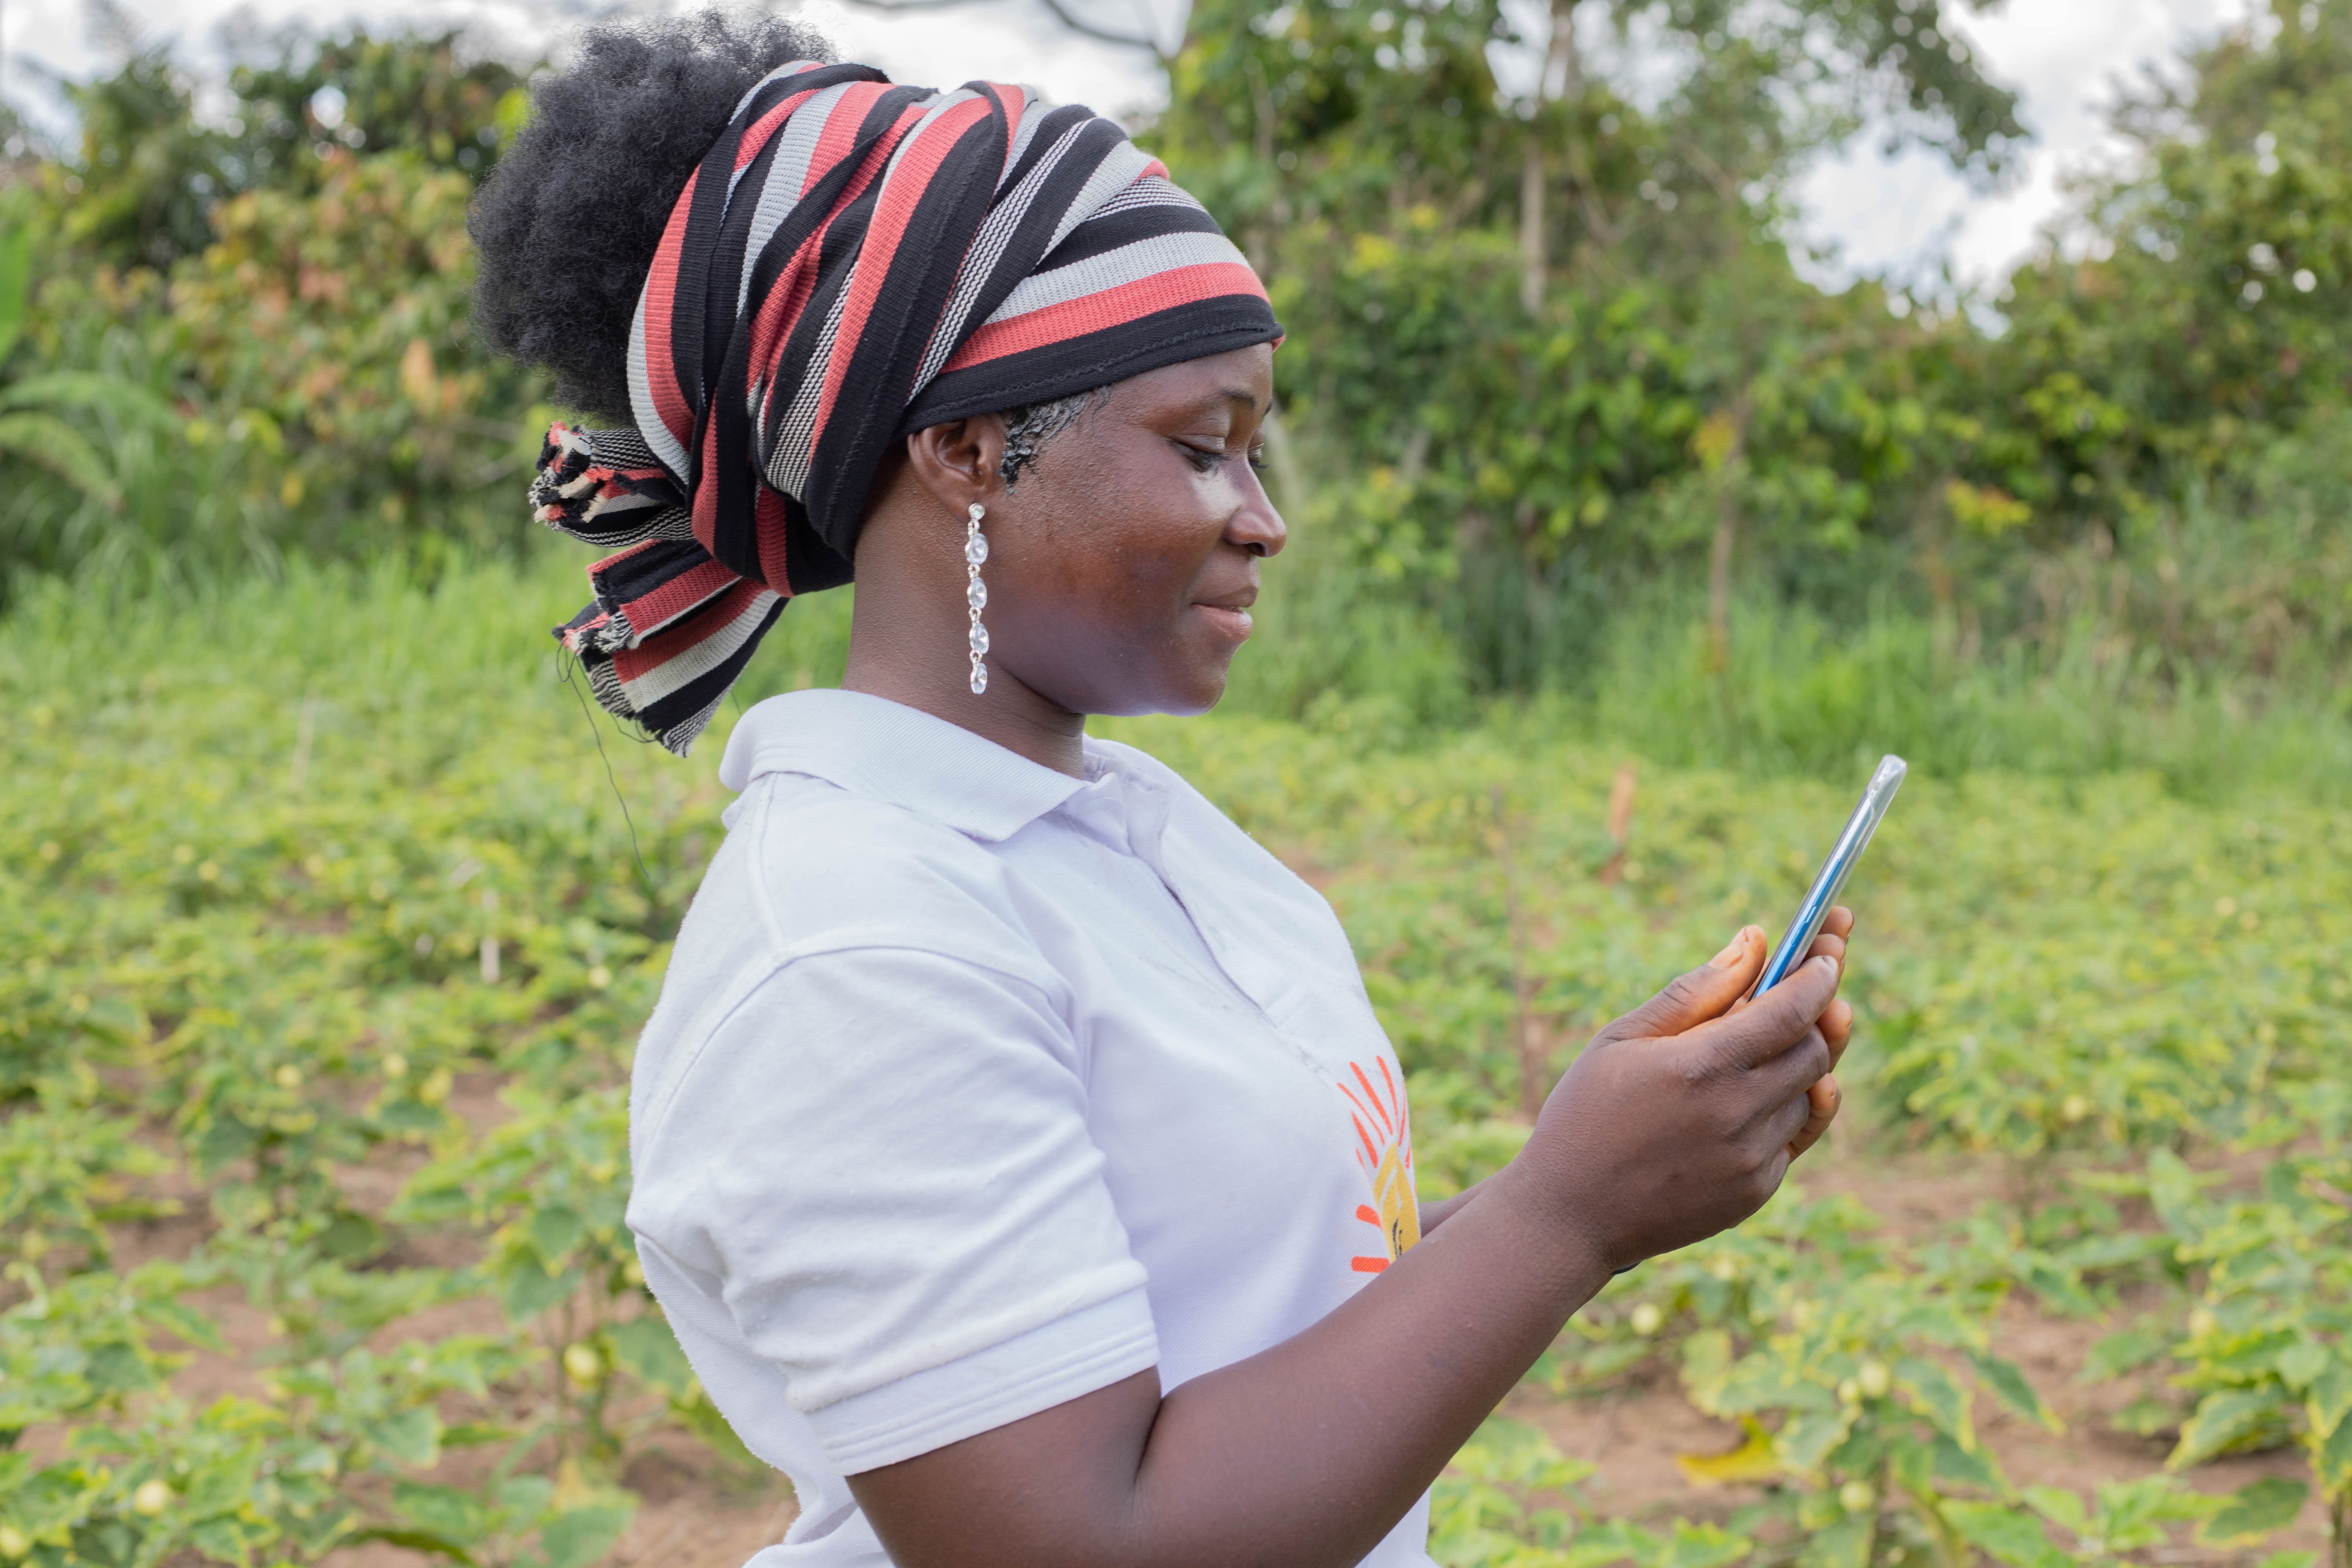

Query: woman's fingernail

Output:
[1710, 932, 1747, 969]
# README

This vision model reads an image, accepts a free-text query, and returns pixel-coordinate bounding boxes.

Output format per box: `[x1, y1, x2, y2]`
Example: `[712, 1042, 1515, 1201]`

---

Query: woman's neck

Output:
[841, 591, 1091, 780]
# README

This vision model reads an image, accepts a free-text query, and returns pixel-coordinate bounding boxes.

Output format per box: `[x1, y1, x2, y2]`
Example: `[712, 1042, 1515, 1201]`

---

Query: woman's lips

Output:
[1192, 603, 1254, 641]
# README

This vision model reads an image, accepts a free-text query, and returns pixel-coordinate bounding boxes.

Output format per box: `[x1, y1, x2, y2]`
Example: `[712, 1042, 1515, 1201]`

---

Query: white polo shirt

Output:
[626, 690, 1432, 1566]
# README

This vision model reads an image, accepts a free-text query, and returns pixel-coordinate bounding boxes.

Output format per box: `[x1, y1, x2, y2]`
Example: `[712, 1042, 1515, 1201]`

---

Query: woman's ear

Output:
[903, 415, 1009, 515]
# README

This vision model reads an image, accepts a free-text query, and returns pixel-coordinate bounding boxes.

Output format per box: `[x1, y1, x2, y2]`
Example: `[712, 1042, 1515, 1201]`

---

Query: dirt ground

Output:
[1504, 1121, 2329, 1567]
[51, 1079, 2326, 1567]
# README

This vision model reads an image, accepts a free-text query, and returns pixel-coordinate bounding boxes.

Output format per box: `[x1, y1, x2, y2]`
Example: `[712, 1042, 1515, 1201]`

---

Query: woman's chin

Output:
[1165, 657, 1236, 716]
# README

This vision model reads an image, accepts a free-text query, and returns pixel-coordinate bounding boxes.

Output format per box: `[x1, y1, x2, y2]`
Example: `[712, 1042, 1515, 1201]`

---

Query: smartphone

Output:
[1751, 754, 1907, 995]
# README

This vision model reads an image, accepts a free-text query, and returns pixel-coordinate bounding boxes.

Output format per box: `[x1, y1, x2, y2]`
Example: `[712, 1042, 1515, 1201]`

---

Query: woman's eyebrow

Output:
[1175, 387, 1268, 421]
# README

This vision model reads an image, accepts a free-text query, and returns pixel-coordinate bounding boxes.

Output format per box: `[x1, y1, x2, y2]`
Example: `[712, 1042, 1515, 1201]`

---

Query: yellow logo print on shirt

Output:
[1342, 1057, 1420, 1274]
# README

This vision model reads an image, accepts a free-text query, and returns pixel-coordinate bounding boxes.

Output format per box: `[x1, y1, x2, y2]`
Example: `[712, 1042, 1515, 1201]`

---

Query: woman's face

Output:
[977, 343, 1284, 718]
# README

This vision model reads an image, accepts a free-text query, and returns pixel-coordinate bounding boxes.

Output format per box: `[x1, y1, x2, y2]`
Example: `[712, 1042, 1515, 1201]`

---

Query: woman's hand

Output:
[1508, 911, 1853, 1274]
[848, 913, 1857, 1568]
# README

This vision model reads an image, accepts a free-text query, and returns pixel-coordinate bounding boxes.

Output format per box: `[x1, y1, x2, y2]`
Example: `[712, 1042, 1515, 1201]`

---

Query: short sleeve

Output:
[626, 943, 1158, 1473]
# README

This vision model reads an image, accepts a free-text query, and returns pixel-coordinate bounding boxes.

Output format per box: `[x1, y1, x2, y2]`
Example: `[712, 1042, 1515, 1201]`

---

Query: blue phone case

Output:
[1753, 755, 1907, 995]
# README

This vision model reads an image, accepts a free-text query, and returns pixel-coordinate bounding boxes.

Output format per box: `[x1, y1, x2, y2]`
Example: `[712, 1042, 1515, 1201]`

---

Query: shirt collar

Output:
[717, 689, 1094, 843]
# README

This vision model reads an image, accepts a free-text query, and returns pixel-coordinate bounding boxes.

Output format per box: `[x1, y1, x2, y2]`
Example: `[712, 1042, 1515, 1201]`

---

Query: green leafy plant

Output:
[0, 197, 174, 512]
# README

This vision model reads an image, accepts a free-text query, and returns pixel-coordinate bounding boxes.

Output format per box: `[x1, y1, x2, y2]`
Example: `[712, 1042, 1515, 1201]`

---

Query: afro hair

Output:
[469, 12, 834, 424]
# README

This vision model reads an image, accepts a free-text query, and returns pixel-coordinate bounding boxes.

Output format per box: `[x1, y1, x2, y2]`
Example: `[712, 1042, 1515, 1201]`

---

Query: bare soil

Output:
[1510, 1120, 2330, 1566]
[46, 1067, 2324, 1566]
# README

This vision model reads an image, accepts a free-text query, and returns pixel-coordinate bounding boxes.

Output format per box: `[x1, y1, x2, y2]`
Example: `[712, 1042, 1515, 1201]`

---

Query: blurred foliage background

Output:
[1, 0, 2347, 789]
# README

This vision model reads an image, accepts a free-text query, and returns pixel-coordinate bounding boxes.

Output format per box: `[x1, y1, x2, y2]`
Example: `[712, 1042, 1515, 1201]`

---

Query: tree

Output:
[1122, 0, 2022, 685]
[1986, 0, 2352, 525]
[225, 29, 529, 192]
[0, 197, 173, 511]
[52, 45, 229, 269]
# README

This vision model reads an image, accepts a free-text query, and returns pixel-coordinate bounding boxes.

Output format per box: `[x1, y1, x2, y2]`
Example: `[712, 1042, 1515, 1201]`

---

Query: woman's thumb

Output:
[1599, 926, 1764, 1043]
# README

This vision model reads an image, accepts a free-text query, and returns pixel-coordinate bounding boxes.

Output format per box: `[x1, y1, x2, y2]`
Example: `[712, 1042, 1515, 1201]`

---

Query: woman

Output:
[472, 16, 1854, 1567]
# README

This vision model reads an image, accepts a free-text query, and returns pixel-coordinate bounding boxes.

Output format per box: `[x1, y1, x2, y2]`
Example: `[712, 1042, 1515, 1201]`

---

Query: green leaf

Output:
[0, 216, 29, 368]
[2019, 1486, 2088, 1536]
[2144, 1150, 2207, 1234]
[137, 1298, 227, 1354]
[1929, 1432, 2003, 1495]
[1796, 1512, 1872, 1568]
[1968, 1350, 2061, 1433]
[2276, 1340, 2330, 1393]
[2081, 1328, 2166, 1384]
[0, 371, 175, 424]
[2197, 1477, 2307, 1546]
[319, 1210, 389, 1264]
[1559, 1520, 1656, 1568]
[526, 1203, 588, 1269]
[1653, 1520, 1752, 1568]
[2169, 1386, 2291, 1469]
[394, 1481, 488, 1542]
[495, 1474, 556, 1518]
[439, 1421, 519, 1449]
[81, 1340, 153, 1394]
[0, 412, 119, 506]
[1774, 1409, 1855, 1477]
[532, 1504, 635, 1568]
[1895, 1358, 1973, 1448]
[1943, 1501, 2071, 1568]
[500, 1262, 577, 1322]
[2311, 1408, 2352, 1492]
[368, 1405, 443, 1468]
[2305, 1363, 2352, 1440]
[604, 1315, 692, 1394]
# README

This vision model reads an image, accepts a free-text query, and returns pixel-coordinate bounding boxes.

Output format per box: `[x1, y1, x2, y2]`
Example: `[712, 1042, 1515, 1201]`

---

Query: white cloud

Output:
[4, 0, 2263, 292]
[1, 0, 1168, 136]
[1790, 0, 2259, 296]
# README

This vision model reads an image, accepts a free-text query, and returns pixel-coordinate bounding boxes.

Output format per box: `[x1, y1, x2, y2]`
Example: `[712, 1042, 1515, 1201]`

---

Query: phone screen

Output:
[1751, 755, 1907, 996]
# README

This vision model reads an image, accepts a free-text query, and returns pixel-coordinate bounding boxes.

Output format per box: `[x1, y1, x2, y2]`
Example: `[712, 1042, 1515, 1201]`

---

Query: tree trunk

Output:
[1547, 0, 1581, 99]
[1518, 0, 1582, 318]
[1519, 138, 1545, 318]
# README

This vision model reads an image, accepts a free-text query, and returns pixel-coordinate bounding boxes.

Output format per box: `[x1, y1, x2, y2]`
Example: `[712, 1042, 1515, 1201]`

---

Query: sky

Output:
[1, 0, 2262, 295]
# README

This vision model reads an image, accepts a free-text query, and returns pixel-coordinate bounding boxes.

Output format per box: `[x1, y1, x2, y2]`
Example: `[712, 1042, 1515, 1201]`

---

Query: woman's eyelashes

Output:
[1175, 438, 1267, 475]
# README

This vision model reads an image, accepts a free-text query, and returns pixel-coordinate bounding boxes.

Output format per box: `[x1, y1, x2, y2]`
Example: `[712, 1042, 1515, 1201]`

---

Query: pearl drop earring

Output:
[964, 502, 989, 695]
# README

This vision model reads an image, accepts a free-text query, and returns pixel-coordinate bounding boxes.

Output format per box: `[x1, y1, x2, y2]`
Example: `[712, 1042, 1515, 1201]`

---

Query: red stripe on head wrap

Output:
[638, 168, 699, 456]
[610, 577, 770, 684]
[755, 486, 795, 594]
[943, 263, 1273, 374]
[732, 93, 805, 173]
[808, 80, 891, 198]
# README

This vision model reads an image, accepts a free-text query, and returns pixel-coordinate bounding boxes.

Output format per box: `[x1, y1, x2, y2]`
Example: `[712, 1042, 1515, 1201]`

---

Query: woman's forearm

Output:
[1413, 1179, 1484, 1237]
[849, 945, 1845, 1568]
[849, 1162, 1605, 1568]
[1126, 1161, 1611, 1565]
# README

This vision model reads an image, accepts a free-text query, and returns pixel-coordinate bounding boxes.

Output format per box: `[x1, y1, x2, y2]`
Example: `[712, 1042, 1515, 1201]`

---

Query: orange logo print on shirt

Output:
[1341, 1057, 1420, 1274]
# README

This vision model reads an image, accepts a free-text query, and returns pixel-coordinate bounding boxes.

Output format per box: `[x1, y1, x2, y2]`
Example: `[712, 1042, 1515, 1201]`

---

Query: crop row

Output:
[1, 568, 2344, 1566]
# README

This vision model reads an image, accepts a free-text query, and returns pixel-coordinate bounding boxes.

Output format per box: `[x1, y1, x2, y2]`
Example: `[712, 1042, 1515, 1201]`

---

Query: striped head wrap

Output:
[529, 60, 1282, 755]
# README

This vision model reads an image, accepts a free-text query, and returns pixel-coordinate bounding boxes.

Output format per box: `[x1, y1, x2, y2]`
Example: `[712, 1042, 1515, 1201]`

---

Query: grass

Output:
[3, 549, 2347, 1567]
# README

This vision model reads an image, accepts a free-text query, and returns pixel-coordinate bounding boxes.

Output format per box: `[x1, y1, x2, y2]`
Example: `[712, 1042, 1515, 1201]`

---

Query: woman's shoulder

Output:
[718, 767, 1042, 951]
